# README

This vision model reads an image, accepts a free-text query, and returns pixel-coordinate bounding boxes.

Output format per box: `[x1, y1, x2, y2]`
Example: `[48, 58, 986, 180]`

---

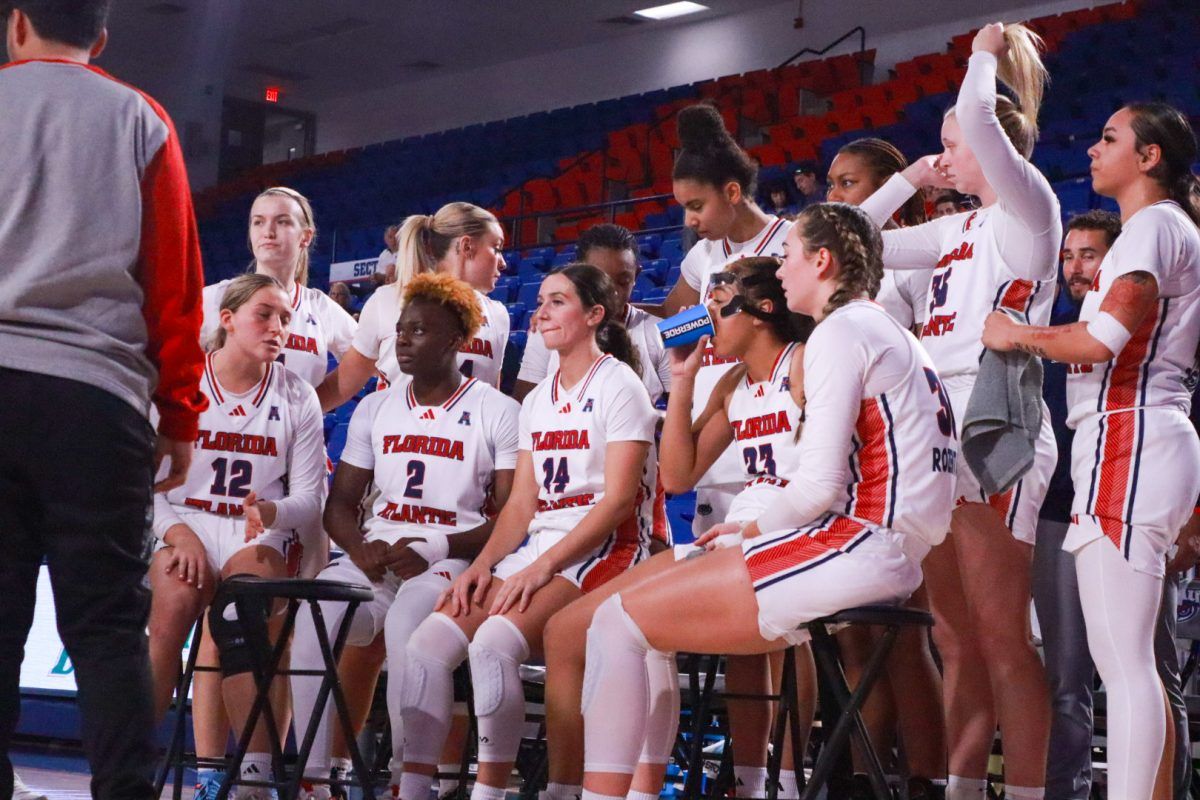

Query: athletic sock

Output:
[627, 791, 659, 800]
[543, 783, 583, 800]
[945, 775, 986, 800]
[398, 772, 434, 800]
[1002, 785, 1044, 800]
[469, 782, 507, 800]
[776, 770, 799, 800]
[581, 791, 623, 800]
[241, 752, 272, 783]
[438, 763, 462, 796]
[734, 766, 768, 798]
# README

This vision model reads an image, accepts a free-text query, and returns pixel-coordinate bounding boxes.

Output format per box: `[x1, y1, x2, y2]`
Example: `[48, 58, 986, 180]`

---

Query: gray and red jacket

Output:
[0, 59, 207, 439]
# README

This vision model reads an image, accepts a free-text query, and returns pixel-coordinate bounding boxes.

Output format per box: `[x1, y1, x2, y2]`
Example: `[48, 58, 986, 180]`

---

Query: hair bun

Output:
[677, 104, 731, 151]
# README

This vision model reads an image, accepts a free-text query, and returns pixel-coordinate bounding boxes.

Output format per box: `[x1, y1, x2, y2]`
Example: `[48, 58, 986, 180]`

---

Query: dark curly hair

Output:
[672, 104, 758, 197]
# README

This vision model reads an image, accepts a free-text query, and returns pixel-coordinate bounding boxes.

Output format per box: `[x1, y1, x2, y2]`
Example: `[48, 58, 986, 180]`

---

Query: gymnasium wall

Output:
[313, 0, 1101, 154]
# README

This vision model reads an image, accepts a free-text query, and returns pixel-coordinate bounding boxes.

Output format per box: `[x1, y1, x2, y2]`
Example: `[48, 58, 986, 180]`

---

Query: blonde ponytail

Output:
[394, 202, 500, 295]
[995, 23, 1049, 158]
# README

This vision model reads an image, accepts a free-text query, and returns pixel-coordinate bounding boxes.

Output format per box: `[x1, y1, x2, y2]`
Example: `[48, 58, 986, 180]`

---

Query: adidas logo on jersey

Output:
[558, 403, 572, 414]
[229, 405, 247, 417]
[754, 385, 765, 398]
[420, 409, 436, 421]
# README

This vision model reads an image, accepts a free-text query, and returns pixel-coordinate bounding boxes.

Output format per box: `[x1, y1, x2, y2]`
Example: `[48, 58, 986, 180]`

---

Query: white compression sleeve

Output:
[401, 613, 470, 767]
[1075, 538, 1164, 800]
[384, 570, 452, 770]
[469, 615, 531, 765]
[583, 595, 651, 775]
[638, 649, 680, 764]
[1086, 311, 1134, 358]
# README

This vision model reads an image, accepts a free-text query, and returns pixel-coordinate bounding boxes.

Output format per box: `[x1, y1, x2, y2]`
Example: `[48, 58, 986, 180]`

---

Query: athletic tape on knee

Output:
[468, 616, 529, 717]
[207, 584, 272, 678]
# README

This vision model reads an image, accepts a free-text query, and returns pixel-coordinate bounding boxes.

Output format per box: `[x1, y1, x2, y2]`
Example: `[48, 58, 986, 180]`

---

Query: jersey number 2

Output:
[404, 460, 426, 499]
[210, 458, 253, 497]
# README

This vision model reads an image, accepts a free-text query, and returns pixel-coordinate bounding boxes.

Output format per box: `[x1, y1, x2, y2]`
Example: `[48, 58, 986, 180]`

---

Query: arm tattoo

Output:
[1015, 342, 1049, 358]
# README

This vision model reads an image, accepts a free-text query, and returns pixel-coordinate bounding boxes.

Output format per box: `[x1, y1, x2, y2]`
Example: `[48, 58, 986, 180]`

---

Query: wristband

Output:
[407, 533, 450, 565]
[1086, 311, 1133, 358]
[711, 532, 745, 550]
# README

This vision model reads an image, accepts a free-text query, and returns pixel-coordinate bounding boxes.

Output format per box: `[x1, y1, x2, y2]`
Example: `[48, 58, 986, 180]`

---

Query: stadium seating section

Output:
[195, 0, 1197, 535]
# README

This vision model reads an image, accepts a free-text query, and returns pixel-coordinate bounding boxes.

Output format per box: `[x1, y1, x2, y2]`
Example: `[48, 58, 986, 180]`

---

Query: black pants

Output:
[1033, 517, 1190, 800]
[0, 368, 157, 799]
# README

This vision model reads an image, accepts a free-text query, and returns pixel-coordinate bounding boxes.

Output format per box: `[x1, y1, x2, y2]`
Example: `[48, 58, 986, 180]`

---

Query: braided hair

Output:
[793, 203, 884, 320]
[555, 263, 642, 377]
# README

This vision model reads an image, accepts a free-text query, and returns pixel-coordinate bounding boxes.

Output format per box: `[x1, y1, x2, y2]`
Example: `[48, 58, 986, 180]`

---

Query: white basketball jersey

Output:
[519, 305, 673, 403]
[1067, 201, 1200, 427]
[202, 281, 357, 387]
[340, 375, 520, 541]
[163, 353, 324, 519]
[520, 355, 657, 538]
[356, 288, 509, 390]
[725, 343, 805, 523]
[919, 208, 1056, 380]
[680, 216, 793, 487]
[805, 301, 957, 547]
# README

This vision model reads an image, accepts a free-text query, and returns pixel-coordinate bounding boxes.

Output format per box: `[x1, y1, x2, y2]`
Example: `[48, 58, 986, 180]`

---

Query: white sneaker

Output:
[13, 773, 49, 800]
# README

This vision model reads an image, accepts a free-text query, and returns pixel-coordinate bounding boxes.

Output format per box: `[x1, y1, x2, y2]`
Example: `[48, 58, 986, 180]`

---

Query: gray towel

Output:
[961, 312, 1045, 496]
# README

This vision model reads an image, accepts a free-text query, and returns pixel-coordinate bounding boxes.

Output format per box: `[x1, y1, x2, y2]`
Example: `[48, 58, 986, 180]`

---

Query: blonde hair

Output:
[250, 186, 316, 286]
[212, 273, 287, 350]
[394, 202, 499, 294]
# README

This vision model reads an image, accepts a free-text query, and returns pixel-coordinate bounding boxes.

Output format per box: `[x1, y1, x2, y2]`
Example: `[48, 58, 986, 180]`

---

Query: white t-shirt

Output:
[519, 354, 658, 534]
[678, 216, 793, 488]
[153, 354, 327, 539]
[353, 286, 510, 389]
[875, 268, 934, 331]
[201, 280, 357, 388]
[756, 300, 957, 548]
[377, 248, 397, 279]
[1067, 201, 1200, 427]
[340, 375, 520, 542]
[518, 305, 672, 403]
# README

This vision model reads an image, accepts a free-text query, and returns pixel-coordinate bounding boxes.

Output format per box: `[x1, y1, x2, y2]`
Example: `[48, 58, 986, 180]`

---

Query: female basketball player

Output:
[395, 264, 657, 800]
[982, 101, 1200, 800]
[289, 274, 520, 799]
[578, 202, 956, 800]
[148, 274, 326, 795]
[194, 186, 356, 797]
[857, 24, 1057, 798]
[825, 137, 945, 797]
[537, 255, 816, 800]
[319, 201, 510, 405]
[645, 103, 793, 542]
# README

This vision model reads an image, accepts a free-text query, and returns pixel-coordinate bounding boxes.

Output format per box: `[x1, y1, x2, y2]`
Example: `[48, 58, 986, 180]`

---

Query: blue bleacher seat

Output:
[508, 303, 528, 332]
[636, 233, 662, 258]
[659, 240, 685, 265]
[517, 281, 542, 308]
[327, 422, 350, 464]
[641, 258, 669, 283]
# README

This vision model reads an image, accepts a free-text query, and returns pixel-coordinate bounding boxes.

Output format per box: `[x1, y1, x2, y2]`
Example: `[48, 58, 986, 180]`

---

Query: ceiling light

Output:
[633, 2, 709, 21]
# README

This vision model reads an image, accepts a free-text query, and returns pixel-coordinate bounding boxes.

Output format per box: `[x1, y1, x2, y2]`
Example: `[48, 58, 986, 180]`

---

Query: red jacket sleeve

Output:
[137, 108, 208, 440]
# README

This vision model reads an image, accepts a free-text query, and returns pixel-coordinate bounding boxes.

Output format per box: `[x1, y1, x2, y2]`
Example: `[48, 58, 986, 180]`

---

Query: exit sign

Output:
[265, 86, 280, 103]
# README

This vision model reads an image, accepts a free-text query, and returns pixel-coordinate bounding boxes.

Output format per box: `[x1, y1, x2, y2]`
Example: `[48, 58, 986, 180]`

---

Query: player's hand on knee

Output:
[694, 521, 743, 549]
[154, 435, 194, 492]
[489, 562, 553, 615]
[386, 537, 431, 580]
[163, 524, 211, 590]
[350, 539, 391, 583]
[440, 563, 492, 617]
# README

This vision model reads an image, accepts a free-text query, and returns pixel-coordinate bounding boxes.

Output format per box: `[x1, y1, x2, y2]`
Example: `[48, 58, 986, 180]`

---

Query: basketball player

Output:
[858, 24, 1057, 799]
[982, 101, 1200, 800]
[147, 274, 326, 798]
[578, 203, 955, 800]
[290, 274, 520, 800]
[395, 264, 657, 800]
[320, 202, 510, 404]
[538, 255, 815, 800]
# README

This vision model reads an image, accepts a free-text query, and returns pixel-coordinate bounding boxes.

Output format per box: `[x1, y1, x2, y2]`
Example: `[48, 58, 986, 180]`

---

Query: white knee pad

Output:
[468, 616, 530, 763]
[399, 613, 469, 766]
[639, 649, 680, 764]
[468, 616, 530, 717]
[583, 594, 652, 776]
[385, 576, 446, 767]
